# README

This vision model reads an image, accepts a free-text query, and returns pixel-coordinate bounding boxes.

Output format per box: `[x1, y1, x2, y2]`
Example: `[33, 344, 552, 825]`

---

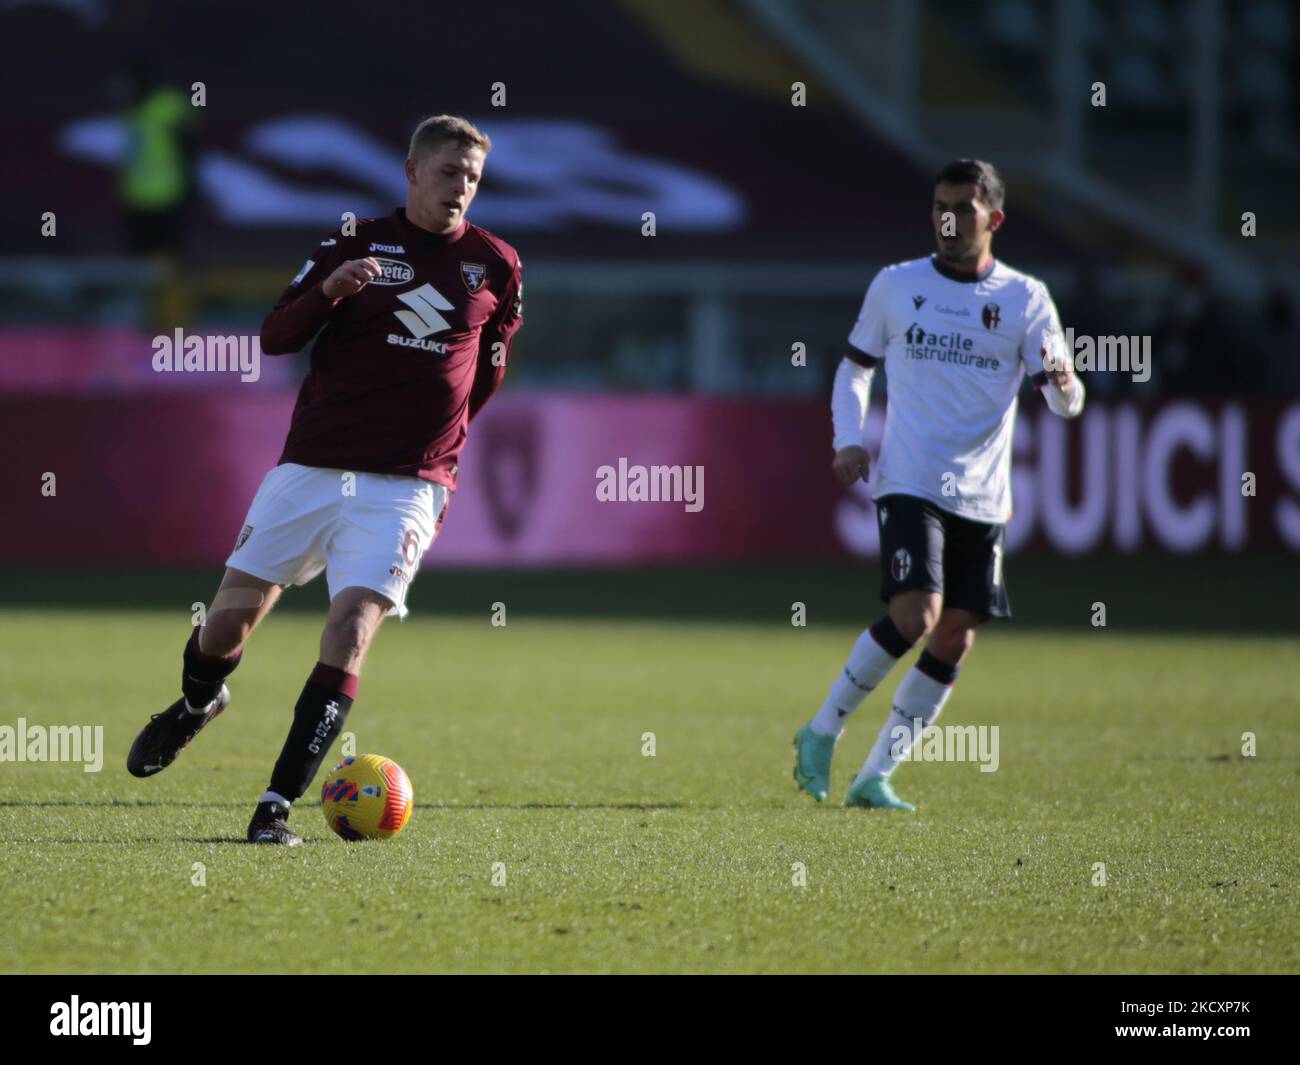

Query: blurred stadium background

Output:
[3, 0, 1299, 979]
[2, 0, 1297, 610]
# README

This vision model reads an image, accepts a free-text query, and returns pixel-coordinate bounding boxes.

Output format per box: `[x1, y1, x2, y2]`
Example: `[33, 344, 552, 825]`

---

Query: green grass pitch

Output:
[1, 558, 1296, 974]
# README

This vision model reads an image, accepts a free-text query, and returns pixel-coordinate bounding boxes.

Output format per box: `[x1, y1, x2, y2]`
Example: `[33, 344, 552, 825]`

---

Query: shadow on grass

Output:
[0, 800, 255, 809]
[4, 836, 317, 845]
[5, 802, 708, 845]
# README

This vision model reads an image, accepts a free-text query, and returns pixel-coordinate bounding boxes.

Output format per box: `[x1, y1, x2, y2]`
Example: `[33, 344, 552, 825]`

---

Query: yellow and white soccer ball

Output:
[321, 754, 414, 841]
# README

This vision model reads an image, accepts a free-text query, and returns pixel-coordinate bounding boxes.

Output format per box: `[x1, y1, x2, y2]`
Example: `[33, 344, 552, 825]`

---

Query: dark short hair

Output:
[934, 159, 1005, 211]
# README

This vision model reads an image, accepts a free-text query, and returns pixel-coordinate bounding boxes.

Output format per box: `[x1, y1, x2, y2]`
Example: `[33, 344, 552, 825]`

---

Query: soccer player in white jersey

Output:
[793, 159, 1085, 810]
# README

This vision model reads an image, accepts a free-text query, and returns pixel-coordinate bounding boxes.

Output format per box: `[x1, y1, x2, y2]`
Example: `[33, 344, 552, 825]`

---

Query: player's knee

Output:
[324, 610, 378, 660]
[893, 613, 931, 645]
[930, 620, 976, 663]
[890, 596, 941, 644]
[198, 615, 247, 658]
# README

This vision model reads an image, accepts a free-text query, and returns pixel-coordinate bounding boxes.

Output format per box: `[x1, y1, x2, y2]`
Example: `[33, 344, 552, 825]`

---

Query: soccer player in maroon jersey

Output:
[126, 115, 523, 845]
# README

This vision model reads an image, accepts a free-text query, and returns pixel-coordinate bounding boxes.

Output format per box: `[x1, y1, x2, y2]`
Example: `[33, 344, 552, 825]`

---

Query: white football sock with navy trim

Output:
[810, 617, 915, 736]
[859, 650, 958, 779]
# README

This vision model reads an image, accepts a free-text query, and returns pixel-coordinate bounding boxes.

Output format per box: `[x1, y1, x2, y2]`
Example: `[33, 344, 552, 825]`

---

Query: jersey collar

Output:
[930, 254, 996, 283]
[393, 208, 467, 246]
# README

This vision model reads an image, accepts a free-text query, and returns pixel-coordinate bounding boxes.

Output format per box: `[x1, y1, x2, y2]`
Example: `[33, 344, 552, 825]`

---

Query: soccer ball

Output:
[321, 754, 414, 841]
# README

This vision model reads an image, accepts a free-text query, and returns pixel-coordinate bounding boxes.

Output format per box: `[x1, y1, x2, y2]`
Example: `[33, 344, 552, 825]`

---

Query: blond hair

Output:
[407, 114, 491, 160]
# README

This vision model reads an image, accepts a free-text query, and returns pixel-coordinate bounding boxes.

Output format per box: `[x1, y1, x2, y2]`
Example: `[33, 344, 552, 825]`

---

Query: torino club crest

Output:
[460, 261, 487, 293]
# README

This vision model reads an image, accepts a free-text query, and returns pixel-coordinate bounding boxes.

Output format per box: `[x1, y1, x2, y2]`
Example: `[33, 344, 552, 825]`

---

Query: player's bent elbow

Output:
[257, 326, 296, 356]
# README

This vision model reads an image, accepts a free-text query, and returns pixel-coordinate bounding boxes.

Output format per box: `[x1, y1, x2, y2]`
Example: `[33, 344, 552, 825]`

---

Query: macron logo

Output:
[50, 997, 151, 1045]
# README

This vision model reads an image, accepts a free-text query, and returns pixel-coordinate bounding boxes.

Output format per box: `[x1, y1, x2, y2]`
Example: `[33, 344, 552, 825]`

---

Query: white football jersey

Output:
[847, 255, 1067, 524]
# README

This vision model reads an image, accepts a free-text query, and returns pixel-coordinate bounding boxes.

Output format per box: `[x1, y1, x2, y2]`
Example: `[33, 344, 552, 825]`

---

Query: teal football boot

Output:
[844, 773, 916, 811]
[792, 723, 838, 802]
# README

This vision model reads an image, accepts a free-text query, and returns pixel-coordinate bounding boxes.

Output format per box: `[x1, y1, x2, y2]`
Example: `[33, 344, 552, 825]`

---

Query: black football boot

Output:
[246, 799, 302, 846]
[126, 685, 231, 778]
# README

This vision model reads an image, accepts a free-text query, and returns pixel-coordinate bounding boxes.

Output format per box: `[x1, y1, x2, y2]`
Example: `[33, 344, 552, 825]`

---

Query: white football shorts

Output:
[225, 463, 449, 619]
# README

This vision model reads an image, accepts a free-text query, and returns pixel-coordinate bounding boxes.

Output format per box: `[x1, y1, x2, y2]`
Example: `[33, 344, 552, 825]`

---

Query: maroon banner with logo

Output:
[2, 394, 1297, 567]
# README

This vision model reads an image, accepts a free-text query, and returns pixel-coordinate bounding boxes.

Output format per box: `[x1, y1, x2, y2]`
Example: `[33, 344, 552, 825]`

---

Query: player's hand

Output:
[322, 258, 383, 299]
[832, 445, 870, 485]
[1042, 346, 1075, 390]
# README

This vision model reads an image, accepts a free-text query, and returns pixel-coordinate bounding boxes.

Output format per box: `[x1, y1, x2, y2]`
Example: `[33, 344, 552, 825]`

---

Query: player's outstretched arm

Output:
[831, 353, 876, 484]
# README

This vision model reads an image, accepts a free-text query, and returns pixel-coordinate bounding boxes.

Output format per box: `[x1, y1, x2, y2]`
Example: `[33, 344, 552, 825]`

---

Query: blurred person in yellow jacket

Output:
[119, 57, 199, 328]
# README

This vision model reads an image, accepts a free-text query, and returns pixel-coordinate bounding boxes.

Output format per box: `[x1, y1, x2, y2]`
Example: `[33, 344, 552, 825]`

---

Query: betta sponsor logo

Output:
[368, 257, 416, 286]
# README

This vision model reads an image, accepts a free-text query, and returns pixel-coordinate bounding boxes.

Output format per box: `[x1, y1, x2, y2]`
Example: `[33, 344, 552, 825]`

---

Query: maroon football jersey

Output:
[260, 208, 523, 490]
